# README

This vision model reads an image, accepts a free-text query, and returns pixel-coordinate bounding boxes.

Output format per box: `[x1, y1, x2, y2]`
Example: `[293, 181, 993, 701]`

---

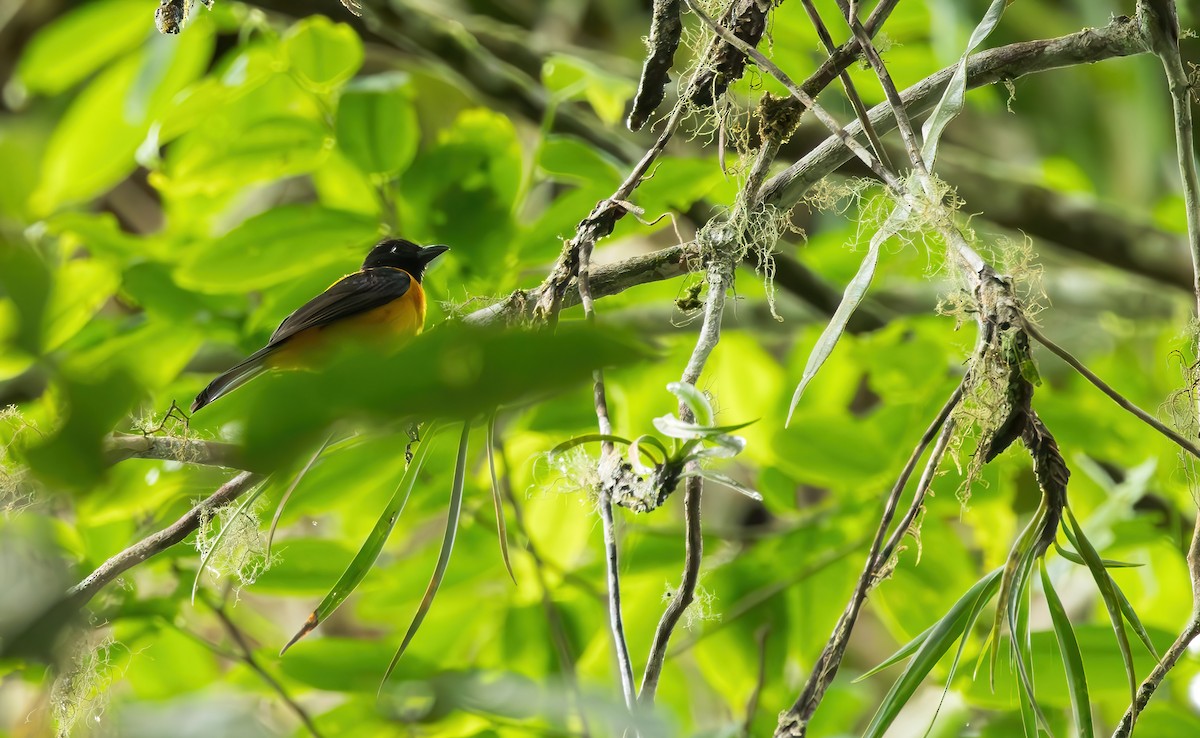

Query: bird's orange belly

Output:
[265, 296, 426, 369]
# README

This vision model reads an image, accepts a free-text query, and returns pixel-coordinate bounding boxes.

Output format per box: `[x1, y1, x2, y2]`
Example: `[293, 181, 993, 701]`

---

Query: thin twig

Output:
[776, 385, 963, 735]
[1114, 2, 1200, 733]
[1025, 321, 1200, 460]
[739, 625, 771, 738]
[66, 471, 263, 609]
[205, 596, 324, 738]
[800, 0, 892, 169]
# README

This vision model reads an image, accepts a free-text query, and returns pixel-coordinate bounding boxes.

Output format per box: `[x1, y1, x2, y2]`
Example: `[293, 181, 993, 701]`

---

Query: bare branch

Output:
[67, 472, 262, 609]
[628, 0, 683, 131]
[104, 433, 252, 470]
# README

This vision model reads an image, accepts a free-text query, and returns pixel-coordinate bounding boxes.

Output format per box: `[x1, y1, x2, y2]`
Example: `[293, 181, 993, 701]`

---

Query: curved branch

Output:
[66, 471, 262, 609]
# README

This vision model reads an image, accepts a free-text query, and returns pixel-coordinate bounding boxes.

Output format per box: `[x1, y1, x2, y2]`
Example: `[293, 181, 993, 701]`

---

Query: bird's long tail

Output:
[191, 345, 277, 413]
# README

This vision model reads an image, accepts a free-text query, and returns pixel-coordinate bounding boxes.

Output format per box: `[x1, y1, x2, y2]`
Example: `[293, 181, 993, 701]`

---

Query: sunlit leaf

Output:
[282, 16, 363, 90]
[1041, 559, 1094, 738]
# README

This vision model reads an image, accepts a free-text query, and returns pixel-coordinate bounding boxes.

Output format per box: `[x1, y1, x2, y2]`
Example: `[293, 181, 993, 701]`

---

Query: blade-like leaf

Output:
[1054, 543, 1141, 569]
[919, 0, 1011, 168]
[486, 415, 515, 585]
[1041, 559, 1094, 738]
[549, 433, 633, 456]
[1006, 541, 1053, 736]
[1112, 578, 1160, 661]
[787, 202, 912, 425]
[191, 476, 269, 604]
[861, 568, 1003, 738]
[1064, 509, 1140, 731]
[695, 433, 746, 458]
[686, 469, 762, 501]
[381, 421, 471, 686]
[652, 415, 756, 440]
[666, 381, 714, 426]
[268, 433, 335, 557]
[281, 426, 440, 654]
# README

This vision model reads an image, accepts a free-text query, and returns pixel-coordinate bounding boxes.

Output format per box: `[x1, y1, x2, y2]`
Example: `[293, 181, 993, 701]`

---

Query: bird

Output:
[190, 238, 449, 413]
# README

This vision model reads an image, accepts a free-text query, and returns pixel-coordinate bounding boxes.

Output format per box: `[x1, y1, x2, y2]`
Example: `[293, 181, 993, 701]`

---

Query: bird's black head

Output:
[362, 238, 450, 282]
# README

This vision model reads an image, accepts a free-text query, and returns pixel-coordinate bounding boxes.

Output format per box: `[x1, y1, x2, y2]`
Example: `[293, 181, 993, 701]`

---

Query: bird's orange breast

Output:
[265, 279, 426, 369]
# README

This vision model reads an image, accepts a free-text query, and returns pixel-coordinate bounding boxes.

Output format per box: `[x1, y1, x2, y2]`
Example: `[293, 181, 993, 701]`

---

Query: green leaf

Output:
[537, 136, 623, 187]
[687, 469, 762, 502]
[1041, 559, 1094, 738]
[381, 422, 470, 685]
[651, 415, 755, 440]
[541, 55, 635, 126]
[787, 203, 910, 424]
[0, 241, 52, 355]
[282, 16, 364, 90]
[15, 0, 151, 97]
[32, 21, 213, 213]
[176, 205, 379, 293]
[919, 0, 1011, 167]
[485, 415, 515, 584]
[337, 73, 420, 177]
[23, 370, 139, 490]
[158, 116, 334, 196]
[666, 381, 714, 426]
[1054, 543, 1141, 569]
[861, 568, 1003, 738]
[280, 428, 439, 654]
[42, 258, 121, 352]
[549, 434, 633, 456]
[1064, 509, 1141, 731]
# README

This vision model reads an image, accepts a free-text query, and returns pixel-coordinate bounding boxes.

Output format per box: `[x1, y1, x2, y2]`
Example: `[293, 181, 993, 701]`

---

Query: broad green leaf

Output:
[32, 21, 213, 213]
[381, 422, 470, 685]
[862, 568, 1003, 738]
[281, 427, 439, 654]
[282, 16, 363, 91]
[15, 0, 151, 97]
[1041, 560, 1094, 738]
[158, 116, 334, 196]
[177, 205, 379, 293]
[0, 241, 52, 354]
[337, 73, 420, 177]
[920, 0, 1011, 167]
[541, 54, 635, 126]
[538, 136, 623, 187]
[23, 370, 139, 490]
[42, 258, 120, 352]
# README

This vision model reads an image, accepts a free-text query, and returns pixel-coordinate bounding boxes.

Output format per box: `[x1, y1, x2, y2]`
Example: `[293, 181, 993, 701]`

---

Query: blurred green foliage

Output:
[1, 0, 1200, 737]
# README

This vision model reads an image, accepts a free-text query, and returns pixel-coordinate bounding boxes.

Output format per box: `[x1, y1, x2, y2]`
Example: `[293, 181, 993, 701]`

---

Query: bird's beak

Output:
[420, 244, 450, 265]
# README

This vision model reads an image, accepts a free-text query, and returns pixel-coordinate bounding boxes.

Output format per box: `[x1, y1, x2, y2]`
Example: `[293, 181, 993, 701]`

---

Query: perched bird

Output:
[191, 238, 449, 412]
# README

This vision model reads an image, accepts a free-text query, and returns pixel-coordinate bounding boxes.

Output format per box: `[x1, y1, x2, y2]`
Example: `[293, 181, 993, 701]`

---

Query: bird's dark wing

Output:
[268, 268, 412, 345]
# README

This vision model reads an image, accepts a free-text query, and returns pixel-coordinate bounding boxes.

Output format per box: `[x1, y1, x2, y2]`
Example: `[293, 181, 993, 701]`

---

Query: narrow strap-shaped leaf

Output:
[860, 568, 1003, 738]
[381, 421, 471, 687]
[652, 415, 757, 439]
[1007, 543, 1054, 736]
[919, 0, 1011, 168]
[1054, 542, 1141, 569]
[486, 414, 515, 585]
[549, 433, 633, 456]
[1041, 559, 1094, 738]
[1111, 578, 1160, 661]
[268, 432, 335, 557]
[1065, 508, 1140, 731]
[684, 469, 762, 501]
[280, 425, 439, 655]
[191, 475, 269, 604]
[989, 507, 1043, 689]
[666, 381, 713, 426]
[787, 202, 911, 426]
